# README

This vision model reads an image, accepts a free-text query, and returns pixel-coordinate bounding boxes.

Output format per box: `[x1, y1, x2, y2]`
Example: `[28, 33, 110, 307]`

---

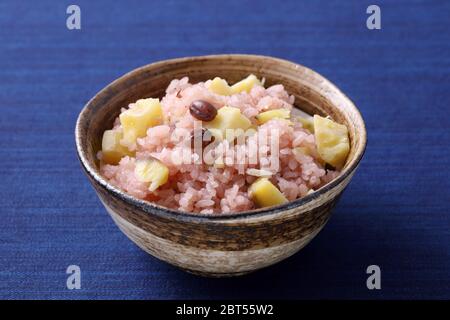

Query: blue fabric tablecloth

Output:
[1, 0, 449, 299]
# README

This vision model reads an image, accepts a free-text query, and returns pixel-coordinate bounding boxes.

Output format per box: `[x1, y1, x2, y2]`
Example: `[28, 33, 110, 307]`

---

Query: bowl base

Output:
[181, 267, 255, 278]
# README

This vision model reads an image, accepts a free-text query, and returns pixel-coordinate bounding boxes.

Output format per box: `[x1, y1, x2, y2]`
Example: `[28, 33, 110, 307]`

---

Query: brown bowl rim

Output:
[75, 54, 367, 223]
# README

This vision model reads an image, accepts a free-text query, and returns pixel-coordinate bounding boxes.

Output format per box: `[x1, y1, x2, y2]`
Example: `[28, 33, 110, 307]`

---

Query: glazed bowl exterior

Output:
[75, 54, 366, 277]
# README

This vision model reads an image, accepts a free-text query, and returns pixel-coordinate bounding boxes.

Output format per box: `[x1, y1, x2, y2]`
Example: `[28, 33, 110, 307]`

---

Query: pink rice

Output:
[99, 77, 339, 214]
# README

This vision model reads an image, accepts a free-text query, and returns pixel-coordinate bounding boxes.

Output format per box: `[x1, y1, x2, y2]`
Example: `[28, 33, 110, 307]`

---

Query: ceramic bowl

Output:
[75, 54, 366, 277]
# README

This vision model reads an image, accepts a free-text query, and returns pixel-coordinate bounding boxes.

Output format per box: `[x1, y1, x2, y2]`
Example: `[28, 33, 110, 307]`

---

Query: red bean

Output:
[189, 100, 217, 121]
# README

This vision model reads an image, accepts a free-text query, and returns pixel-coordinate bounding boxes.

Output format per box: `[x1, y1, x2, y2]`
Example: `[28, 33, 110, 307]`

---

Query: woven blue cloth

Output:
[1, 0, 449, 299]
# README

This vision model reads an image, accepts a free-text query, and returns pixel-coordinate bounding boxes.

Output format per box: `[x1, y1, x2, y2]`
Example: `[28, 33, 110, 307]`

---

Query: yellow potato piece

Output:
[297, 116, 314, 133]
[313, 115, 350, 169]
[120, 98, 163, 147]
[231, 74, 262, 94]
[101, 129, 133, 165]
[207, 77, 232, 96]
[204, 106, 251, 141]
[256, 108, 291, 125]
[249, 177, 288, 208]
[134, 158, 169, 192]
